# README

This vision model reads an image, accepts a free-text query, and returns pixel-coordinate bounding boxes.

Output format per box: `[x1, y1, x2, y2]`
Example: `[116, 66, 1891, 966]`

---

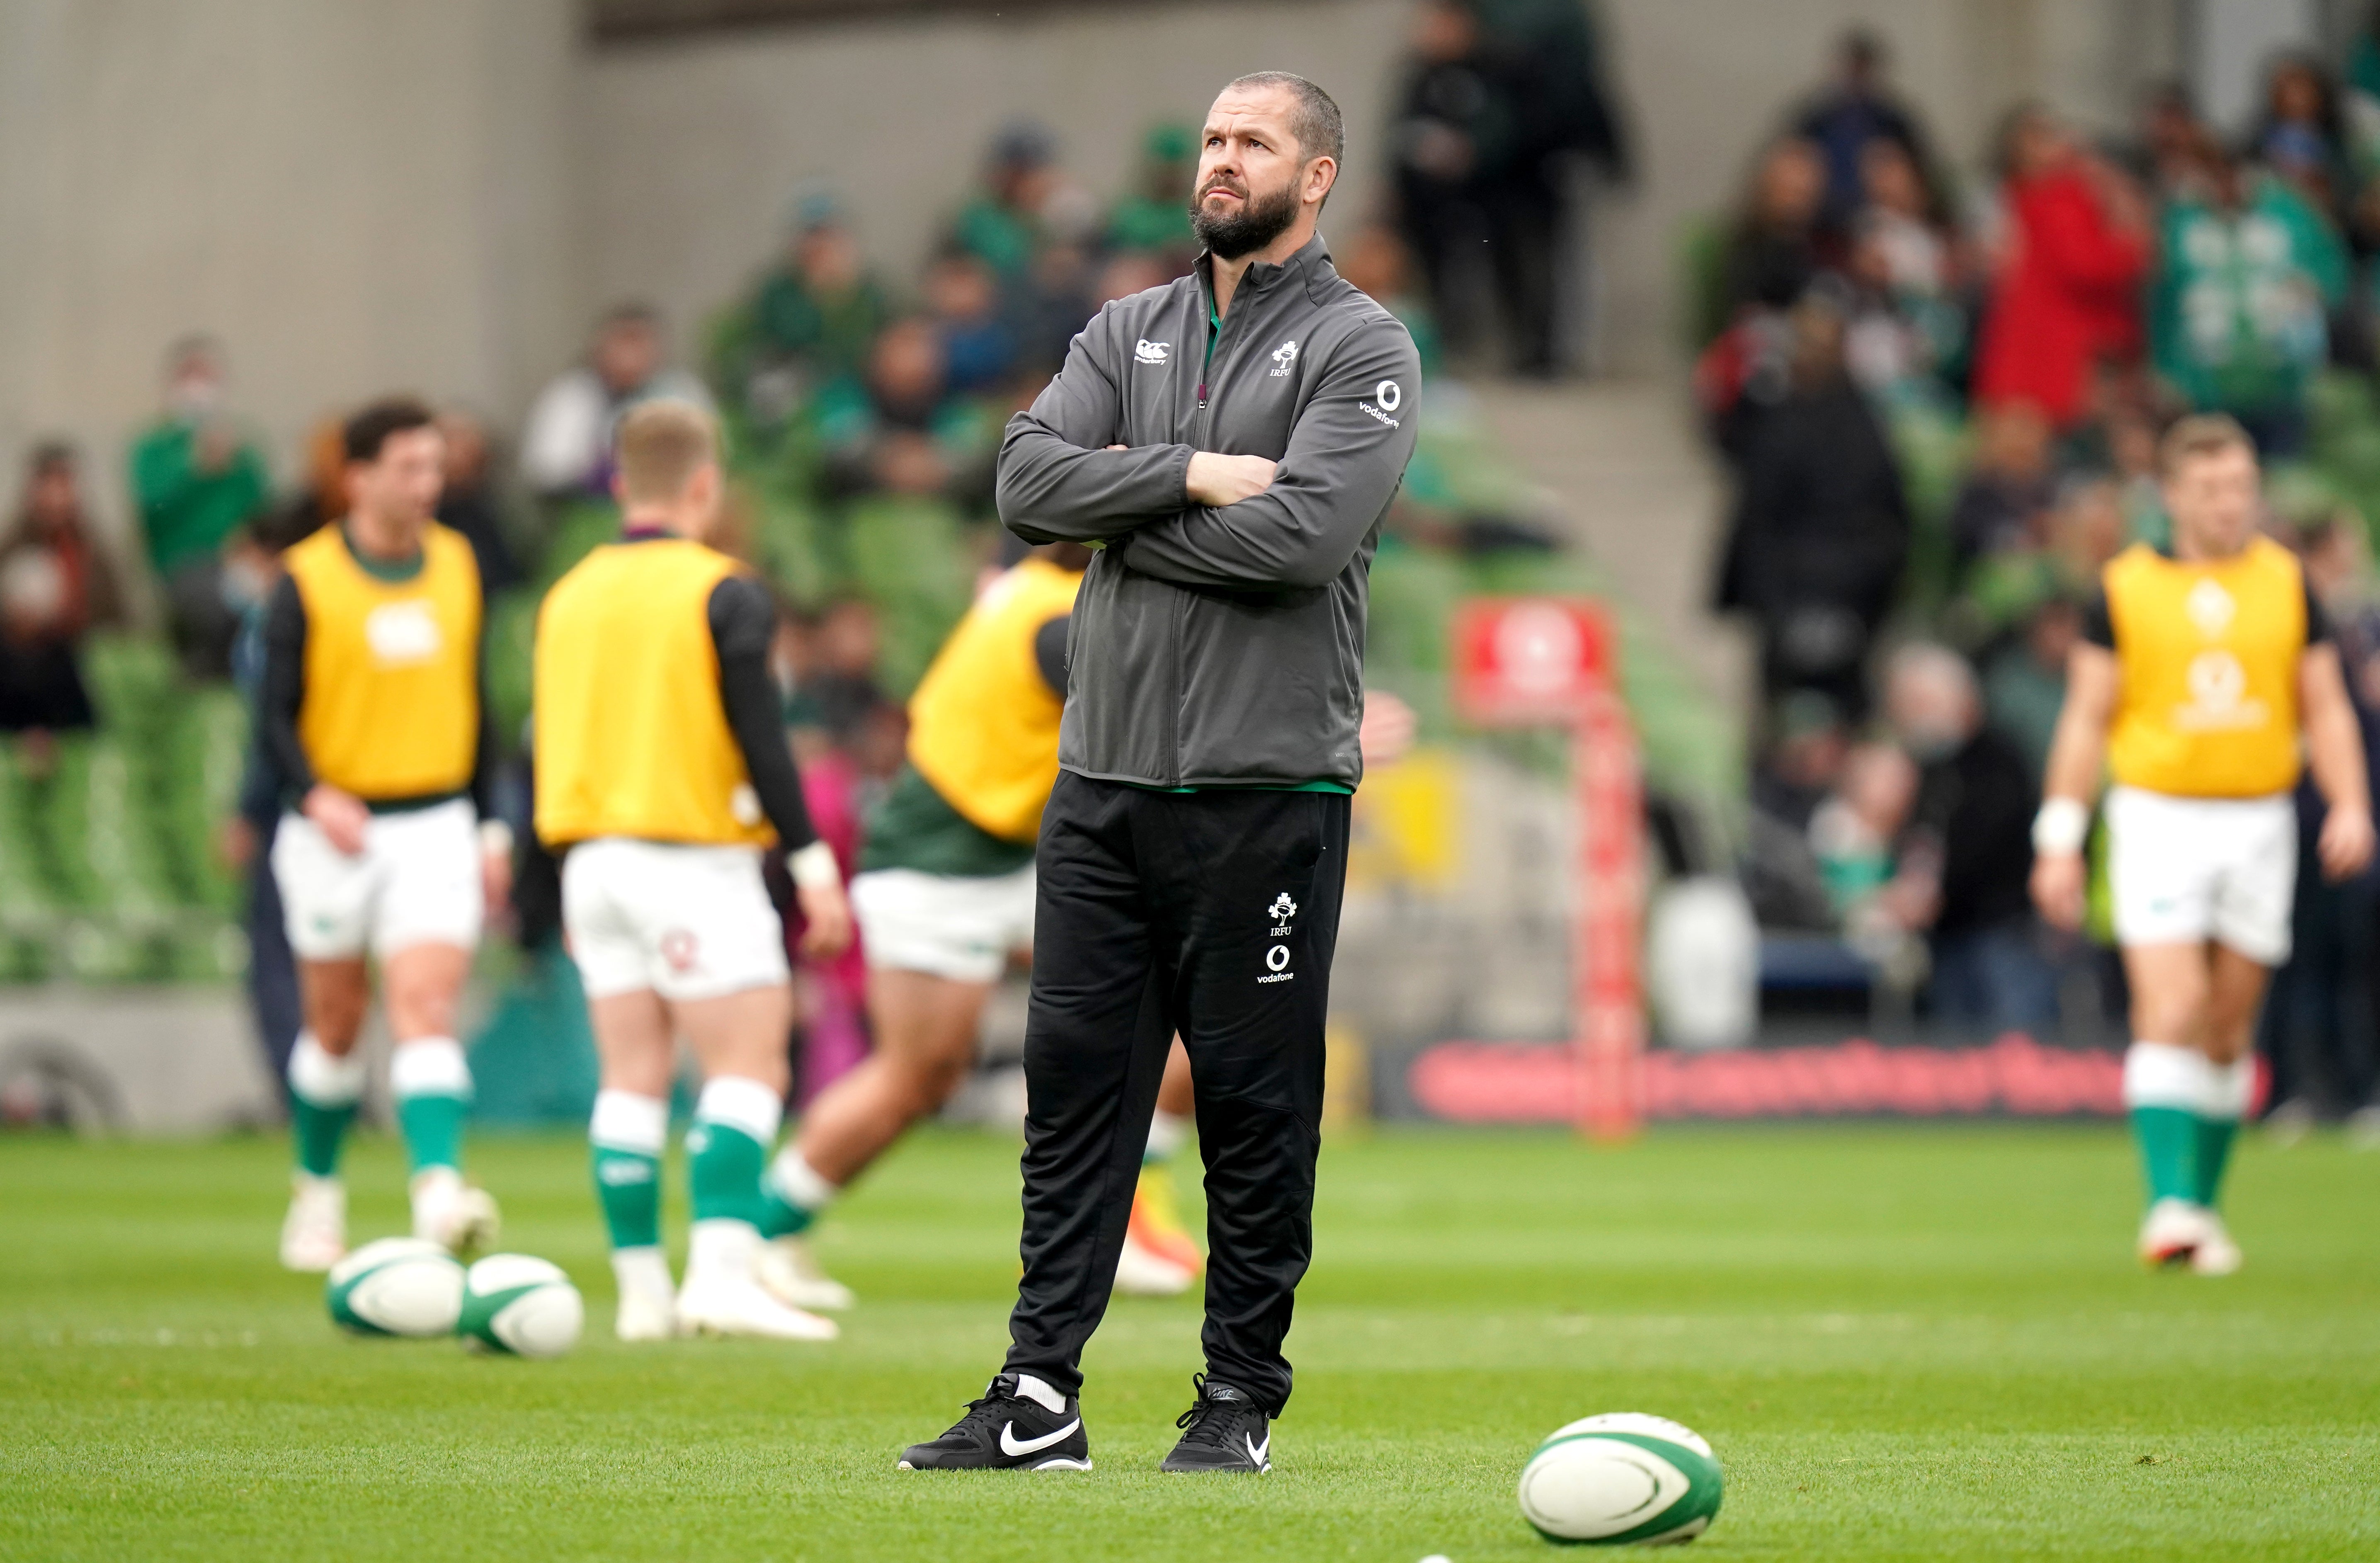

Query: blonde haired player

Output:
[266, 399, 509, 1270]
[534, 399, 854, 1341]
[2034, 414, 2373, 1274]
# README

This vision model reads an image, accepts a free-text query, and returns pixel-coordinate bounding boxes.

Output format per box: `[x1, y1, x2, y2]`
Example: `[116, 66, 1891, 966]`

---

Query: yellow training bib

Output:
[2103, 536, 2310, 798]
[533, 536, 773, 849]
[907, 556, 1085, 842]
[284, 522, 481, 802]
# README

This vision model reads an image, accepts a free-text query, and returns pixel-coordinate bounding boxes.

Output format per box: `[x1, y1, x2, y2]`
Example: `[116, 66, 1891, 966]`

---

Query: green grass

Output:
[3, 1124, 2378, 1561]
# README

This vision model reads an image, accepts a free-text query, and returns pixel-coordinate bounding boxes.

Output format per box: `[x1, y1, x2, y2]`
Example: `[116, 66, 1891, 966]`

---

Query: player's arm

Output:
[997, 306, 1200, 545]
[1115, 320, 1422, 592]
[708, 575, 850, 956]
[1032, 613, 1070, 695]
[259, 574, 367, 856]
[2029, 638, 2119, 931]
[2299, 640, 2375, 881]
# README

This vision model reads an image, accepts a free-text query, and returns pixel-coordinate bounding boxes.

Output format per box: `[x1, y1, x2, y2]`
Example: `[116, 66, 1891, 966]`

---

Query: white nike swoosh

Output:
[1245, 1432, 1269, 1467]
[1000, 1418, 1080, 1457]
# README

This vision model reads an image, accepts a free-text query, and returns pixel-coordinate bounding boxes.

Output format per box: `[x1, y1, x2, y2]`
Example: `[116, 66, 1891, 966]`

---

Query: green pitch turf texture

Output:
[4, 1124, 2377, 1562]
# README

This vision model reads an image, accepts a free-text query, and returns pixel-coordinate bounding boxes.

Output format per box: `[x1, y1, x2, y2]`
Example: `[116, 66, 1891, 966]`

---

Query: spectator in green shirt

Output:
[2151, 141, 2348, 457]
[127, 335, 270, 679]
[1105, 123, 1198, 272]
[129, 336, 269, 580]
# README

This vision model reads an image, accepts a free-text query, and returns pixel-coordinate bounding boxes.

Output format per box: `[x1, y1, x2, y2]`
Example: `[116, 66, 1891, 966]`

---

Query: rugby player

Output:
[534, 399, 854, 1341]
[266, 398, 509, 1270]
[2033, 414, 2373, 1274]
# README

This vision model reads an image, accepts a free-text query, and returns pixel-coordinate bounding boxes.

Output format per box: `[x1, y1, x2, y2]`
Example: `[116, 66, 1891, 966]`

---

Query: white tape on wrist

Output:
[2031, 797, 2090, 857]
[477, 819, 514, 857]
[787, 840, 840, 891]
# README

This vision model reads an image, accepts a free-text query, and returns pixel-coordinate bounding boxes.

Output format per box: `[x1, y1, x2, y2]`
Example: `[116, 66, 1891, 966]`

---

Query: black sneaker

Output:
[1160, 1374, 1271, 1473]
[897, 1373, 1092, 1471]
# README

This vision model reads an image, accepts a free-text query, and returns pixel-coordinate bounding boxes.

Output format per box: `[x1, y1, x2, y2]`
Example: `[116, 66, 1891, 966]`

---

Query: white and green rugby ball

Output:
[326, 1238, 466, 1337]
[457, 1253, 583, 1359]
[1518, 1413, 1724, 1546]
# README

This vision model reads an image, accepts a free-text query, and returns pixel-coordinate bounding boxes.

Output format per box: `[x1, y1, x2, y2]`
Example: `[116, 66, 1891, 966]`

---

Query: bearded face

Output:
[1188, 167, 1303, 260]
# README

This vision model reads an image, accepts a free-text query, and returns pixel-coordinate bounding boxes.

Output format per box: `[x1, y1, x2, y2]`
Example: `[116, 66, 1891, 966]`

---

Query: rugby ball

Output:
[1518, 1413, 1723, 1546]
[326, 1237, 466, 1337]
[457, 1253, 584, 1359]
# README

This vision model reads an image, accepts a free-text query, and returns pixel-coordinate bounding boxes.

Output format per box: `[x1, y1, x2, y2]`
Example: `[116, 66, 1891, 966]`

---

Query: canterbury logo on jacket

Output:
[995, 235, 1422, 790]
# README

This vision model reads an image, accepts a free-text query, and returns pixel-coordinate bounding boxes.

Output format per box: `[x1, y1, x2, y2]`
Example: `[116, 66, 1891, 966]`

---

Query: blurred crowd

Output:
[1710, 29, 2380, 1126]
[2, 23, 1637, 1115]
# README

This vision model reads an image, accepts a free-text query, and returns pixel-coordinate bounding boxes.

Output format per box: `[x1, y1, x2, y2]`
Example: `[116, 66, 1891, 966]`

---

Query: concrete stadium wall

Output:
[0, 0, 580, 576]
[0, 0, 2183, 567]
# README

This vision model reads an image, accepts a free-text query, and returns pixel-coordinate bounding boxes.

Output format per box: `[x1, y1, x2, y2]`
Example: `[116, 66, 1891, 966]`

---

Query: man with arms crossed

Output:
[270, 399, 509, 1269]
[534, 400, 854, 1341]
[2033, 414, 2373, 1274]
[900, 70, 1420, 1473]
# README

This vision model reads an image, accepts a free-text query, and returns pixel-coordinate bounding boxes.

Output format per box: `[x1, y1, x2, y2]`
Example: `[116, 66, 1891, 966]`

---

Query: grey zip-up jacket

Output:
[998, 235, 1421, 789]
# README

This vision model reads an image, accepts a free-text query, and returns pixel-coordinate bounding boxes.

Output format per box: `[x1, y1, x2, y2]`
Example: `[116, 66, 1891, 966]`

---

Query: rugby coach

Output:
[900, 70, 1421, 1476]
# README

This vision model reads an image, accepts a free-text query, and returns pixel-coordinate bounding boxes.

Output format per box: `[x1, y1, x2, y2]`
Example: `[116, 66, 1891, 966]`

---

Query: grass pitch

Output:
[3, 1122, 2377, 1562]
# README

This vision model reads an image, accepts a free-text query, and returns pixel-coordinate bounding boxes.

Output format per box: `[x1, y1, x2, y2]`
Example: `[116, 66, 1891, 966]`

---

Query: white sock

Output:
[611, 1245, 673, 1302]
[2201, 1055, 2254, 1123]
[694, 1075, 784, 1146]
[1014, 1374, 1067, 1413]
[769, 1147, 840, 1214]
[2122, 1041, 2208, 1112]
[287, 1031, 366, 1108]
[1145, 1109, 1190, 1163]
[591, 1089, 668, 1157]
[686, 1217, 759, 1284]
[389, 1036, 473, 1101]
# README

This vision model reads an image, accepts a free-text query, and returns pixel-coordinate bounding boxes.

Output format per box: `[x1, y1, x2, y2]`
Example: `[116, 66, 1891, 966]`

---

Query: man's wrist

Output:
[477, 819, 514, 858]
[788, 839, 840, 890]
[2031, 796, 2090, 857]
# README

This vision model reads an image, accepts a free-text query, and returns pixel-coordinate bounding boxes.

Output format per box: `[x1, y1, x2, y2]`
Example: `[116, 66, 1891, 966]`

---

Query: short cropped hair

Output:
[614, 398, 717, 505]
[1226, 71, 1344, 172]
[2158, 412, 2256, 478]
[343, 397, 437, 465]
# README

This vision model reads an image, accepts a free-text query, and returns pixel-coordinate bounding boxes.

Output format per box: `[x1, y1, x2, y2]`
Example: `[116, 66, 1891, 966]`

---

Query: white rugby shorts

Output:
[273, 796, 484, 961]
[561, 837, 790, 1002]
[2104, 785, 2297, 965]
[850, 864, 1035, 985]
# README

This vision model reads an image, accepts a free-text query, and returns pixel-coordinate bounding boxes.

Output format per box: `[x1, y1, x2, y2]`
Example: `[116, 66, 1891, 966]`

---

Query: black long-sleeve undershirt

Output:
[259, 569, 500, 818]
[707, 574, 819, 852]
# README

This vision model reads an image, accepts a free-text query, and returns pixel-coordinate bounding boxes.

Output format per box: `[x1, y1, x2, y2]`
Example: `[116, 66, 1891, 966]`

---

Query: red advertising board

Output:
[1451, 597, 1613, 726]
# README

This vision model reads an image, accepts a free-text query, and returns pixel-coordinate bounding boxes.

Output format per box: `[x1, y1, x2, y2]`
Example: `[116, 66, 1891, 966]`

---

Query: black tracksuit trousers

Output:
[1002, 772, 1349, 1415]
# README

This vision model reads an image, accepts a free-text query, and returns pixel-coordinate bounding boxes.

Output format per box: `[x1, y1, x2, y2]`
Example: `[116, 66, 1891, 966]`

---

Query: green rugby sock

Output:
[689, 1077, 781, 1230]
[391, 1039, 473, 1174]
[2128, 1107, 2198, 1205]
[591, 1090, 668, 1252]
[2193, 1057, 2253, 1208]
[2123, 1042, 2208, 1206]
[286, 1032, 364, 1179]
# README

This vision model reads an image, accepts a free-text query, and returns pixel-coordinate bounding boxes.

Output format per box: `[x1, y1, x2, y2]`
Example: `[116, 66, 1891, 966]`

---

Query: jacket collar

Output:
[1195, 233, 1335, 309]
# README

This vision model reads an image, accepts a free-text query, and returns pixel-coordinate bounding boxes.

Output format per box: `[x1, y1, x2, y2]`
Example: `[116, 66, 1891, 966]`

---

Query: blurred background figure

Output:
[2261, 512, 2380, 1142]
[1392, 0, 1628, 377]
[0, 444, 126, 741]
[1105, 123, 1200, 274]
[1882, 642, 2055, 1037]
[2151, 135, 2345, 457]
[130, 336, 270, 681]
[520, 304, 713, 500]
[1790, 27, 1943, 243]
[1713, 299, 1907, 721]
[718, 188, 890, 434]
[434, 410, 521, 599]
[1970, 105, 2149, 431]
